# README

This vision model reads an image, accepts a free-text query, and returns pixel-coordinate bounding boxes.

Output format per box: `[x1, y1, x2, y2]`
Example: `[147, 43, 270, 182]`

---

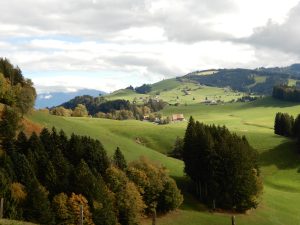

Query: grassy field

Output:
[106, 78, 244, 105]
[28, 97, 300, 225]
[0, 219, 37, 225]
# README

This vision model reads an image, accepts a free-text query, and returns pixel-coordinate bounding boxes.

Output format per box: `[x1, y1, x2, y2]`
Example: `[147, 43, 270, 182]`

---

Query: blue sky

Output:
[1, 0, 300, 93]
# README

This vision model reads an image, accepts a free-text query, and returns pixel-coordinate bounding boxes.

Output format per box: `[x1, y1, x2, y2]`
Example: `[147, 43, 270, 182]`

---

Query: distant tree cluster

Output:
[50, 104, 88, 117]
[51, 95, 167, 121]
[0, 58, 36, 115]
[272, 85, 300, 102]
[181, 117, 262, 212]
[0, 125, 183, 224]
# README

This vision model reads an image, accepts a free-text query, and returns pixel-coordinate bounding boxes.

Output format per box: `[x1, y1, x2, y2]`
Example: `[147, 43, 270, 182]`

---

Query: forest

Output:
[0, 126, 183, 225]
[180, 117, 262, 212]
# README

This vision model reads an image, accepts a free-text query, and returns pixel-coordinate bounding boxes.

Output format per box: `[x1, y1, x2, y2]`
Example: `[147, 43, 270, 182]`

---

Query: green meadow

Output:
[28, 96, 300, 225]
[0, 219, 37, 225]
[106, 78, 245, 105]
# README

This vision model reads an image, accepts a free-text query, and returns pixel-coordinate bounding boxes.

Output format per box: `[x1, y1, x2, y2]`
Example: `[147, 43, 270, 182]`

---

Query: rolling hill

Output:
[102, 78, 245, 105]
[28, 96, 300, 225]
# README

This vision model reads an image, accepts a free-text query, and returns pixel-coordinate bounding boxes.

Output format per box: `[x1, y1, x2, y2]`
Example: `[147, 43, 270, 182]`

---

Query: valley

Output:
[28, 96, 300, 225]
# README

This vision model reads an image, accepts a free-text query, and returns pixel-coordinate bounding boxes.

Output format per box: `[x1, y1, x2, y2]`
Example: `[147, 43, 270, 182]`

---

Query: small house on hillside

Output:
[172, 114, 185, 122]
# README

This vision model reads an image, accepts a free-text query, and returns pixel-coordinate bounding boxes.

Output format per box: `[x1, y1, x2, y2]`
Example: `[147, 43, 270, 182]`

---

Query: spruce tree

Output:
[15, 131, 28, 154]
[24, 181, 54, 225]
[274, 112, 281, 135]
[113, 147, 127, 171]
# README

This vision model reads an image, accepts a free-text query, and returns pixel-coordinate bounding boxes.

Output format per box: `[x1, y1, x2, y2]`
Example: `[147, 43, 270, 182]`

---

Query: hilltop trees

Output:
[135, 84, 152, 94]
[182, 117, 262, 212]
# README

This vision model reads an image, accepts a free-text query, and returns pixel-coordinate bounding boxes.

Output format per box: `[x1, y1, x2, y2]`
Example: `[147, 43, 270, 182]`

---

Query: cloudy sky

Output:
[1, 0, 300, 93]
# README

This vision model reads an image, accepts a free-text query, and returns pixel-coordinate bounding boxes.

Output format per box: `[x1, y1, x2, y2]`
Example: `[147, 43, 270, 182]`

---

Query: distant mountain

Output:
[35, 89, 106, 109]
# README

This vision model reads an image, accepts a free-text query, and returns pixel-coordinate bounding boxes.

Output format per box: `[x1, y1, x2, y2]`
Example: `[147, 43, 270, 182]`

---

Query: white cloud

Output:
[0, 0, 300, 91]
[240, 2, 300, 54]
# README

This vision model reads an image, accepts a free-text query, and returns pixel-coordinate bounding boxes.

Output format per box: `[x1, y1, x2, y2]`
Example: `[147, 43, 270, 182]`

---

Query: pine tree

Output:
[169, 137, 184, 159]
[24, 182, 55, 225]
[113, 147, 127, 171]
[15, 131, 28, 154]
[182, 116, 196, 180]
[274, 112, 281, 135]
[73, 160, 98, 203]
[0, 169, 19, 219]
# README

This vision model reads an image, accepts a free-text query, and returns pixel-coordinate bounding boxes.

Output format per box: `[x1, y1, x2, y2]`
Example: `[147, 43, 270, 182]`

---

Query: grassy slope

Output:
[0, 219, 36, 225]
[29, 97, 300, 225]
[106, 78, 244, 105]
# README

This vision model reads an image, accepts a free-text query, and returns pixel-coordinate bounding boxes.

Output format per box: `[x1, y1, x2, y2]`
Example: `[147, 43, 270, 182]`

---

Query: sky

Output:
[1, 0, 300, 93]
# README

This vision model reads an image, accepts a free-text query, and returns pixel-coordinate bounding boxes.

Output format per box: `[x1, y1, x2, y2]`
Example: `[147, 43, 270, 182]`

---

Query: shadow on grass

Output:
[259, 140, 300, 169]
[172, 175, 209, 212]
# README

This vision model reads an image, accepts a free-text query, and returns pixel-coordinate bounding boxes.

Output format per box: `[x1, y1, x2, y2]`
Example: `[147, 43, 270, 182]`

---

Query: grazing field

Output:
[28, 97, 300, 225]
[105, 78, 244, 105]
[0, 219, 37, 225]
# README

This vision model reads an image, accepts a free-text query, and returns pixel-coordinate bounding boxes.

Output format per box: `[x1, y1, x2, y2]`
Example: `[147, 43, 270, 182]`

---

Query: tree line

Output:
[179, 117, 262, 212]
[0, 123, 183, 224]
[50, 95, 168, 122]
[126, 84, 152, 94]
[272, 85, 300, 102]
[274, 112, 300, 141]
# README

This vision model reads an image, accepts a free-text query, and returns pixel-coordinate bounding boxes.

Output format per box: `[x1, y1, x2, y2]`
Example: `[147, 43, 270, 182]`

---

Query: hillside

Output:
[28, 97, 300, 225]
[106, 78, 245, 105]
[56, 64, 300, 113]
[185, 68, 294, 94]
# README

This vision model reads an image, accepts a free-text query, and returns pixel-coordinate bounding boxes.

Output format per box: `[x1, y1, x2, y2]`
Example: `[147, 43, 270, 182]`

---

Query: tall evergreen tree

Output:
[113, 147, 127, 171]
[24, 181, 55, 225]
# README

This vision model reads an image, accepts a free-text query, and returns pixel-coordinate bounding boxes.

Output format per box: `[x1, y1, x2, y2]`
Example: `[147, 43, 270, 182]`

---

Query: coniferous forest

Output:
[181, 117, 262, 212]
[0, 127, 183, 225]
